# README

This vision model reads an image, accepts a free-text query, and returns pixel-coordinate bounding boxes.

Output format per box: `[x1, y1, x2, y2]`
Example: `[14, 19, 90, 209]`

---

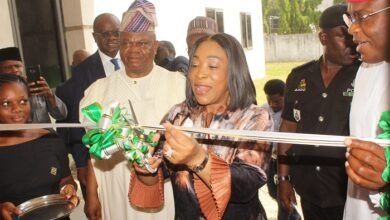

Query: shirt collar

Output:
[98, 50, 120, 63]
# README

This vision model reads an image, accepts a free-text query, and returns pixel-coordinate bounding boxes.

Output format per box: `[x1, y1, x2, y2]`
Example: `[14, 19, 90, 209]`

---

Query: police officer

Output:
[276, 5, 360, 220]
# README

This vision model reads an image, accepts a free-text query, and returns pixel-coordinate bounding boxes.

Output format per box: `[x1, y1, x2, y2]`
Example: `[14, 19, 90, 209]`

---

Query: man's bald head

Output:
[72, 49, 90, 67]
[92, 13, 120, 58]
[93, 13, 120, 32]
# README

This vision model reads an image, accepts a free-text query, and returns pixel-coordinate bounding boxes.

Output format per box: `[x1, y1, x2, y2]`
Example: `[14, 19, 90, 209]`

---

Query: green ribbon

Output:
[81, 102, 125, 159]
[378, 111, 390, 140]
[383, 147, 390, 184]
[81, 102, 102, 123]
[379, 214, 390, 220]
[81, 102, 157, 165]
[377, 111, 390, 218]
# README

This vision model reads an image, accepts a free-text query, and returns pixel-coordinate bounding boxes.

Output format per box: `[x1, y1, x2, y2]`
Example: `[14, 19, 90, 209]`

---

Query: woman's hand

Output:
[0, 202, 21, 220]
[133, 156, 163, 175]
[345, 138, 387, 190]
[162, 122, 207, 168]
[133, 132, 163, 175]
[60, 184, 79, 208]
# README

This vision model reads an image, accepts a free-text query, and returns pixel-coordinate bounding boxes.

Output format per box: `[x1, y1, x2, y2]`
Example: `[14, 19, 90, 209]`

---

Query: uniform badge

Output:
[294, 79, 306, 92]
[50, 167, 57, 176]
[342, 80, 355, 97]
[342, 88, 354, 97]
[293, 108, 301, 122]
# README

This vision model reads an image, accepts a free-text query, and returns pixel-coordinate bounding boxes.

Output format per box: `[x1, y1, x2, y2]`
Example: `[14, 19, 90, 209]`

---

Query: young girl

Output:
[0, 74, 78, 219]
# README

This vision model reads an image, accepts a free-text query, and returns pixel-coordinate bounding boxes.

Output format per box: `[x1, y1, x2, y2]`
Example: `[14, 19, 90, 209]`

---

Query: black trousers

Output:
[300, 199, 344, 220]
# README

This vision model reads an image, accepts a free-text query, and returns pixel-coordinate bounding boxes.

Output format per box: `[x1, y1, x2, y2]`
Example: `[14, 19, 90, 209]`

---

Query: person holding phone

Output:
[0, 47, 67, 123]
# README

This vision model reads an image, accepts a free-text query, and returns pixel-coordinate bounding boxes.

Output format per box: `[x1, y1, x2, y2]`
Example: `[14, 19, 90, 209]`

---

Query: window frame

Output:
[206, 8, 224, 33]
[240, 12, 253, 49]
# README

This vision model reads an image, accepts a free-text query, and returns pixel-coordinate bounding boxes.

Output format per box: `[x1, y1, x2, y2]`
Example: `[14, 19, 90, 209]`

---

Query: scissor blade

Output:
[128, 99, 139, 125]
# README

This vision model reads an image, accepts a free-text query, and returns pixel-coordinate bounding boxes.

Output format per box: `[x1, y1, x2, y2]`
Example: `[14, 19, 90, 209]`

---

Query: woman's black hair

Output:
[0, 73, 30, 96]
[186, 33, 257, 111]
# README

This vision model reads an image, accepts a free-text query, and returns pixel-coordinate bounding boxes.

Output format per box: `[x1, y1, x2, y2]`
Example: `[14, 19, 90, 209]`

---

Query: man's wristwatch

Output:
[274, 174, 291, 185]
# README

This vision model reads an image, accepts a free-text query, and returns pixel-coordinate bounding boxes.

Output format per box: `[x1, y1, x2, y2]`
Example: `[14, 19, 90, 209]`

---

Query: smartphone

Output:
[25, 65, 41, 84]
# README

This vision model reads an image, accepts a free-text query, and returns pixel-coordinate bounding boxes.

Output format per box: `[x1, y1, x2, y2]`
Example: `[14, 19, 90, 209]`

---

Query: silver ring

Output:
[144, 160, 157, 174]
[164, 147, 174, 158]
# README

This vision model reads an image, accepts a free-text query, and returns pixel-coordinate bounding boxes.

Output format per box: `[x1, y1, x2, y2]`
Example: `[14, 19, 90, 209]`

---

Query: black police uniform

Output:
[281, 57, 360, 219]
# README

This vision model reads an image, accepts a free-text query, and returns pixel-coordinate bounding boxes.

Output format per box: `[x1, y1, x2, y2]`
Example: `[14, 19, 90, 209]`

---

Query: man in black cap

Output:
[0, 46, 67, 124]
[0, 47, 24, 74]
[277, 5, 360, 220]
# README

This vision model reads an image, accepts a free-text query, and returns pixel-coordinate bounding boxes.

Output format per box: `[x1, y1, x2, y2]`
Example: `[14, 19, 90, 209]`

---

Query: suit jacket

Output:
[56, 51, 106, 144]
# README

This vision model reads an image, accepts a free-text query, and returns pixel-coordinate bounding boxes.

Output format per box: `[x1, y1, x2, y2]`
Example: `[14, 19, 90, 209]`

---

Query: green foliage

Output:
[333, 0, 346, 4]
[262, 0, 322, 34]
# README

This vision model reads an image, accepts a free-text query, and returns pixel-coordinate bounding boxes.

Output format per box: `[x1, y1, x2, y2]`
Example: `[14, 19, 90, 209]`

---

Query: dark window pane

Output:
[206, 9, 215, 19]
[240, 13, 247, 47]
[15, 0, 65, 87]
[247, 15, 252, 47]
[216, 11, 224, 33]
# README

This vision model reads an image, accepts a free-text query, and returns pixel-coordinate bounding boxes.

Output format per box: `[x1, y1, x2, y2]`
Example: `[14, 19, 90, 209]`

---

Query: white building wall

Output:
[62, 0, 95, 65]
[94, 0, 265, 79]
[0, 0, 16, 47]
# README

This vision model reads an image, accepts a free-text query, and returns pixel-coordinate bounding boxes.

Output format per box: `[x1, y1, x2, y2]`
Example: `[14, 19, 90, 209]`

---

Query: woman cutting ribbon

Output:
[0, 74, 78, 220]
[129, 33, 272, 220]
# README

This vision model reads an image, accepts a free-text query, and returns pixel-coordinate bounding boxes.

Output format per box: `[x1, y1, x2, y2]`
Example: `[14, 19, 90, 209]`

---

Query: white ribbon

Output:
[2, 123, 390, 147]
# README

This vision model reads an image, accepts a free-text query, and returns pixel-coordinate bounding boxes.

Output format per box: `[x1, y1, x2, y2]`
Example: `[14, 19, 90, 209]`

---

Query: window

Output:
[240, 13, 253, 48]
[206, 8, 224, 33]
[269, 16, 280, 33]
[11, 0, 67, 86]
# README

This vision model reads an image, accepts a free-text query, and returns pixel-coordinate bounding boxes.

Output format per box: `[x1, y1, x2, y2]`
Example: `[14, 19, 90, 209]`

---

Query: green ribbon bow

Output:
[81, 102, 126, 159]
[378, 111, 390, 140]
[377, 111, 390, 218]
[81, 102, 157, 166]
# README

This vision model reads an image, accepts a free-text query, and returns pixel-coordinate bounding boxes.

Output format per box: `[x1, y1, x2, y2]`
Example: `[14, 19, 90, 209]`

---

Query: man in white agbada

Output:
[343, 0, 390, 219]
[80, 0, 185, 219]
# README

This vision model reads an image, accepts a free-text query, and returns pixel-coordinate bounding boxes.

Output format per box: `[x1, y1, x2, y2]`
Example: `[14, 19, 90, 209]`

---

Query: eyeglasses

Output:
[343, 6, 390, 28]
[94, 31, 120, 38]
[120, 41, 153, 49]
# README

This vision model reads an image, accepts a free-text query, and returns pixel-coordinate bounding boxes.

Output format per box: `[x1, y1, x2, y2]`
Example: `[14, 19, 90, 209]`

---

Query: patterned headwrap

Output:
[187, 16, 218, 38]
[120, 0, 157, 32]
[0, 47, 22, 62]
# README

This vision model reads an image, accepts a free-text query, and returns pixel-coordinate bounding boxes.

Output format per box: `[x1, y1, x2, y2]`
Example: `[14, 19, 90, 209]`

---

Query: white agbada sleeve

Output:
[343, 62, 390, 220]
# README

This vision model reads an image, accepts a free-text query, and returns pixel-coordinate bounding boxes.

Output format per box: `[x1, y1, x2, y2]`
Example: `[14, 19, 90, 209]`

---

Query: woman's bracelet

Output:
[189, 153, 209, 173]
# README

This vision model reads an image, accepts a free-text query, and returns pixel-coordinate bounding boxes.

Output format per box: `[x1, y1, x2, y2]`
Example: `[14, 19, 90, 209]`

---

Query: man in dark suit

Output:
[56, 13, 121, 199]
